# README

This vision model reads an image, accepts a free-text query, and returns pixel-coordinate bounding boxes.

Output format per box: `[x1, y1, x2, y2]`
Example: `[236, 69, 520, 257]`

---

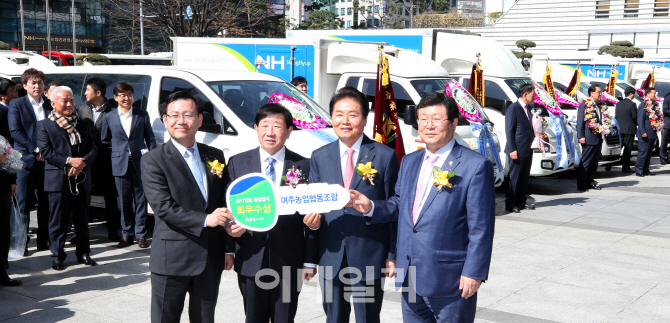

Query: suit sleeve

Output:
[37, 123, 68, 169]
[82, 123, 97, 164]
[382, 152, 399, 261]
[8, 102, 37, 153]
[505, 105, 518, 152]
[577, 103, 586, 140]
[144, 113, 157, 150]
[631, 102, 638, 125]
[461, 158, 495, 281]
[368, 159, 404, 225]
[101, 115, 112, 147]
[663, 99, 670, 118]
[141, 152, 207, 238]
[637, 104, 646, 134]
[300, 159, 319, 264]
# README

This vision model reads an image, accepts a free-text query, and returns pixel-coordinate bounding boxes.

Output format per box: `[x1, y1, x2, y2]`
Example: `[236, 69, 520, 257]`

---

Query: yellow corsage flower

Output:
[433, 167, 457, 191]
[356, 162, 378, 186]
[206, 159, 226, 178]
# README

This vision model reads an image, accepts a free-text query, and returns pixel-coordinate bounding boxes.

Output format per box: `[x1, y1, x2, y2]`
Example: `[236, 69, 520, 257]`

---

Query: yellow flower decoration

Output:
[356, 162, 378, 186]
[432, 166, 457, 191]
[207, 159, 226, 178]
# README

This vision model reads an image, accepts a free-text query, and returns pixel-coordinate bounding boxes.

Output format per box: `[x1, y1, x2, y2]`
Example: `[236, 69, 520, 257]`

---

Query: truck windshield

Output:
[618, 81, 644, 101]
[654, 81, 670, 98]
[207, 80, 331, 128]
[503, 78, 538, 98]
[409, 79, 491, 125]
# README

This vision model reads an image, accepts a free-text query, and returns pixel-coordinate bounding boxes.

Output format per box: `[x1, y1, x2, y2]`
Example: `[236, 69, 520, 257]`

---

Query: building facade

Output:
[0, 0, 108, 53]
[334, 0, 415, 29]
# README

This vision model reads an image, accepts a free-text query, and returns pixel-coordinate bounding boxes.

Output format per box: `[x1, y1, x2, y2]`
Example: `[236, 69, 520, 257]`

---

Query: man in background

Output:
[615, 87, 637, 172]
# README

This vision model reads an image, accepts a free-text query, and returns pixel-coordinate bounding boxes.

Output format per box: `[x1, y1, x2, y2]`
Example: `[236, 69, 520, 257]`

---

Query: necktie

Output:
[185, 148, 207, 203]
[412, 155, 439, 224]
[526, 105, 533, 131]
[265, 156, 276, 185]
[343, 148, 355, 189]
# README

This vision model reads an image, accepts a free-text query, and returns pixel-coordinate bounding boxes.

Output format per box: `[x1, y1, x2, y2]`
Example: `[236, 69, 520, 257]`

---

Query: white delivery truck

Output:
[288, 29, 575, 176]
[0, 50, 56, 81]
[172, 37, 505, 186]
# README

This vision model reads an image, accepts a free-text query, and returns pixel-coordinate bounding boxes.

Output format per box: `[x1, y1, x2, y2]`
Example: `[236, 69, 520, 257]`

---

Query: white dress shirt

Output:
[119, 107, 133, 138]
[518, 99, 531, 122]
[339, 134, 364, 176]
[259, 146, 285, 187]
[414, 139, 455, 215]
[29, 96, 45, 153]
[171, 138, 208, 198]
[0, 101, 6, 107]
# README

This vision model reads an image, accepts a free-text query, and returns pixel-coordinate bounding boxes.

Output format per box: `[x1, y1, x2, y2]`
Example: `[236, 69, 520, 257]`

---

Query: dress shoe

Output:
[0, 270, 22, 286]
[52, 260, 65, 271]
[523, 203, 536, 210]
[644, 172, 656, 176]
[136, 237, 149, 249]
[577, 186, 588, 192]
[505, 206, 520, 213]
[117, 237, 134, 248]
[636, 173, 645, 177]
[622, 168, 635, 173]
[108, 233, 122, 242]
[588, 184, 602, 190]
[36, 243, 50, 251]
[77, 254, 98, 266]
[661, 161, 668, 165]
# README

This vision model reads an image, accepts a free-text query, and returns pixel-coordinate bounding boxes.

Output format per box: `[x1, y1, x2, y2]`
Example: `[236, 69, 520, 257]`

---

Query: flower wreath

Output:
[583, 98, 614, 135]
[555, 89, 579, 108]
[644, 98, 664, 132]
[532, 84, 563, 116]
[601, 92, 619, 105]
[269, 93, 327, 130]
[445, 81, 483, 123]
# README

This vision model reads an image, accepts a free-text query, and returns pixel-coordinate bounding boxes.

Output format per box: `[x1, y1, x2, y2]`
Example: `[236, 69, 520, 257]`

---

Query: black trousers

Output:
[238, 265, 302, 323]
[0, 193, 12, 269]
[16, 161, 49, 245]
[659, 129, 670, 162]
[151, 260, 223, 323]
[636, 136, 654, 174]
[48, 188, 91, 261]
[320, 250, 384, 323]
[115, 160, 148, 238]
[620, 134, 635, 170]
[91, 156, 119, 236]
[505, 155, 532, 209]
[578, 142, 603, 188]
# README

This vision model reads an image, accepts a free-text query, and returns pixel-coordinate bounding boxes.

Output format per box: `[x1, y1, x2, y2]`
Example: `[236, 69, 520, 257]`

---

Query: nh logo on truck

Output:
[255, 55, 285, 70]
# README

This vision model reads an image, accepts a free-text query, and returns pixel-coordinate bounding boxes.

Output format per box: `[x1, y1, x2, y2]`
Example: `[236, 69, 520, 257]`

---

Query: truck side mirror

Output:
[501, 100, 513, 116]
[404, 105, 418, 128]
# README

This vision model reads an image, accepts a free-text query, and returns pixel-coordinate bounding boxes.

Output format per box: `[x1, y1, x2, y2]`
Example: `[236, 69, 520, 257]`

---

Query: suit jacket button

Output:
[341, 232, 345, 235]
[406, 255, 410, 260]
[413, 229, 417, 234]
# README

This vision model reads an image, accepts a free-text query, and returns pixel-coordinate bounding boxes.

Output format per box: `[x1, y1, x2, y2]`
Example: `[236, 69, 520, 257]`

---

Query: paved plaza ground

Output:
[2, 160, 670, 322]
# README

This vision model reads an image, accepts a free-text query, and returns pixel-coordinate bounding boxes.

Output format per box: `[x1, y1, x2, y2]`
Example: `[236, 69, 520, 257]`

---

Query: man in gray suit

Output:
[141, 91, 245, 323]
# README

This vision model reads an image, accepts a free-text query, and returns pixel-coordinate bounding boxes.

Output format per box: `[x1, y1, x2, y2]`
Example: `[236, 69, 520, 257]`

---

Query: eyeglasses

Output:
[116, 94, 133, 99]
[418, 118, 448, 126]
[165, 113, 197, 121]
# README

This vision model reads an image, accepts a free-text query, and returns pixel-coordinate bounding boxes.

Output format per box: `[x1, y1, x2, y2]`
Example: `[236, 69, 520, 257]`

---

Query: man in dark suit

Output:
[350, 93, 496, 323]
[0, 77, 22, 286]
[141, 91, 244, 323]
[102, 82, 157, 248]
[228, 103, 318, 323]
[660, 91, 670, 165]
[636, 87, 659, 177]
[78, 77, 121, 241]
[36, 86, 98, 270]
[307, 87, 398, 323]
[8, 68, 52, 251]
[576, 85, 605, 191]
[504, 83, 536, 213]
[615, 87, 638, 172]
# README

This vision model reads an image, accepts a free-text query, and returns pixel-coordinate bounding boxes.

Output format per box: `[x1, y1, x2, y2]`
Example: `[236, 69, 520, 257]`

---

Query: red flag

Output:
[638, 71, 655, 97]
[468, 63, 484, 106]
[373, 55, 405, 163]
[543, 65, 558, 102]
[565, 64, 581, 97]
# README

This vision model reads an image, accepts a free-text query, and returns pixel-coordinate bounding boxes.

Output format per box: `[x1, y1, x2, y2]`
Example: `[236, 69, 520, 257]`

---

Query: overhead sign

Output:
[226, 174, 350, 231]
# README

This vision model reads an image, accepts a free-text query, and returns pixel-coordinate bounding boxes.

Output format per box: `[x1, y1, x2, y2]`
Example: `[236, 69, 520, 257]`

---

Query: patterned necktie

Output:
[412, 155, 439, 224]
[265, 156, 276, 185]
[185, 148, 207, 203]
[343, 149, 355, 189]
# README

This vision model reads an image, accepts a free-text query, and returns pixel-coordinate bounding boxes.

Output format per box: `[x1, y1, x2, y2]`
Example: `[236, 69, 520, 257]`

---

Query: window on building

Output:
[347, 8, 352, 15]
[624, 0, 639, 18]
[413, 8, 417, 15]
[375, 5, 379, 13]
[341, 8, 345, 15]
[347, 20, 352, 27]
[596, 2, 613, 18]
[374, 19, 380, 26]
[360, 21, 366, 27]
[654, 0, 670, 17]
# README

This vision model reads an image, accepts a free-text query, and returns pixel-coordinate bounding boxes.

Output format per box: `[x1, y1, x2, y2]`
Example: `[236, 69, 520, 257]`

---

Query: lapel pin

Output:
[449, 161, 454, 166]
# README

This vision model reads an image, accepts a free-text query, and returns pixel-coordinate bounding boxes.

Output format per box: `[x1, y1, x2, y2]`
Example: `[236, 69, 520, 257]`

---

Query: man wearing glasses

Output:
[576, 85, 605, 191]
[102, 82, 157, 248]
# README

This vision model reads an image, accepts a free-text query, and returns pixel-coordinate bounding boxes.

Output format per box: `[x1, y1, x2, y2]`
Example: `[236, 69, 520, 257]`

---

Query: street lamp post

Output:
[140, 0, 144, 55]
[46, 0, 51, 61]
[20, 0, 25, 51]
[72, 0, 76, 62]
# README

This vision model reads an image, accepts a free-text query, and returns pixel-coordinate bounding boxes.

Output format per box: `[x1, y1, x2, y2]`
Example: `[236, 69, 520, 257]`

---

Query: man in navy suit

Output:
[36, 86, 97, 270]
[576, 85, 604, 191]
[102, 82, 157, 248]
[227, 103, 318, 323]
[615, 87, 638, 172]
[306, 87, 398, 323]
[635, 87, 658, 177]
[659, 90, 670, 165]
[8, 68, 52, 251]
[504, 83, 536, 213]
[350, 92, 495, 323]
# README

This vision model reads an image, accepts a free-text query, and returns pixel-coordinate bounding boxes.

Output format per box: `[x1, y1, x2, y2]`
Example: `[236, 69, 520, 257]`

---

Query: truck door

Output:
[159, 77, 229, 135]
